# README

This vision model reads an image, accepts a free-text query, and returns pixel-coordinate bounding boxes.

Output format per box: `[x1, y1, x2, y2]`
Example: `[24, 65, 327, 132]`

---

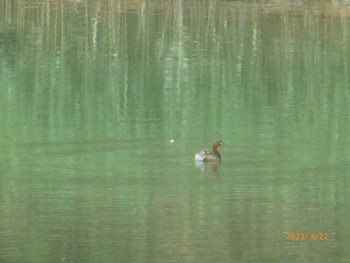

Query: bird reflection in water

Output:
[195, 160, 221, 176]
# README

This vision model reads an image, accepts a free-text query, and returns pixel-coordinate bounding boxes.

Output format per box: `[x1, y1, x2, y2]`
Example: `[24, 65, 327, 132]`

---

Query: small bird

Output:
[194, 139, 224, 162]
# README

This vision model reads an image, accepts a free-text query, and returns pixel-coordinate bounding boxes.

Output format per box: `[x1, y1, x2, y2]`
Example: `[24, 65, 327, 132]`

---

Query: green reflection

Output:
[1, 1, 350, 262]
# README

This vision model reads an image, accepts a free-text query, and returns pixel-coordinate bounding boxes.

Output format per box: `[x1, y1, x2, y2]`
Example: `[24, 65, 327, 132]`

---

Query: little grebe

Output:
[194, 140, 224, 162]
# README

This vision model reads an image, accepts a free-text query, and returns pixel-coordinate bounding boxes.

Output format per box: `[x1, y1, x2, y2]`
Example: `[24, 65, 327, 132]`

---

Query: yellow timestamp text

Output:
[285, 232, 329, 241]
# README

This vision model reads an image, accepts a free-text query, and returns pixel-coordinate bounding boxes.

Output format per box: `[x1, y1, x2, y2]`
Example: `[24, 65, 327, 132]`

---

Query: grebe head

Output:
[212, 139, 224, 152]
[213, 139, 224, 147]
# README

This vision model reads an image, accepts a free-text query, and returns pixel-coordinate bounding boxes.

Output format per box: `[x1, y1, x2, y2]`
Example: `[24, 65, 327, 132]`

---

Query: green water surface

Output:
[1, 1, 350, 262]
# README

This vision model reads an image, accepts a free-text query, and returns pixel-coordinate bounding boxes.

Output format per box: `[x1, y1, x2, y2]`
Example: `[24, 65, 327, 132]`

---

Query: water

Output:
[1, 1, 350, 262]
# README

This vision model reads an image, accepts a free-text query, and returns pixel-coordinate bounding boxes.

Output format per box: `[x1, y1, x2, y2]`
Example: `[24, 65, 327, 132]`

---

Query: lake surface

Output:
[1, 0, 350, 262]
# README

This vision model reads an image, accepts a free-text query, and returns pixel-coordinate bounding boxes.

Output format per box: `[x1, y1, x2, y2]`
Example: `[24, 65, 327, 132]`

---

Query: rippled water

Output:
[1, 1, 350, 262]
